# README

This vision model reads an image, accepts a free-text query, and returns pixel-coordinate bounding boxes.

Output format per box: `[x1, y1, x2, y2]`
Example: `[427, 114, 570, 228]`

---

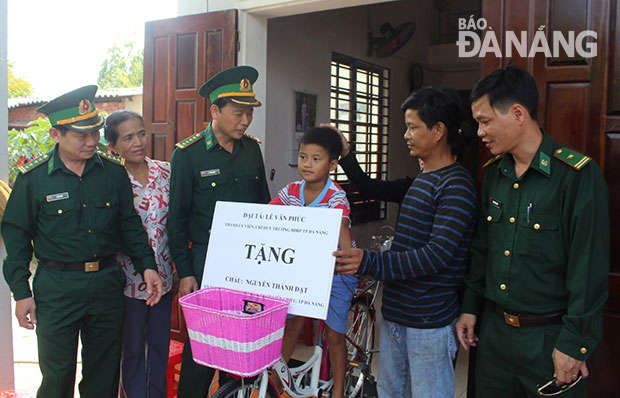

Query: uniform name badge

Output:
[200, 169, 220, 177]
[46, 192, 69, 202]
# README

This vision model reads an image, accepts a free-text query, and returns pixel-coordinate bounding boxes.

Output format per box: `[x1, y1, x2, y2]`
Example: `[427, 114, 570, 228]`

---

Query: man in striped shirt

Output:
[331, 87, 478, 398]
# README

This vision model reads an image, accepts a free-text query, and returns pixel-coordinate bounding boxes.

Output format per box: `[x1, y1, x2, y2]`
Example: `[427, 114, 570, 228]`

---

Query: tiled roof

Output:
[8, 87, 143, 108]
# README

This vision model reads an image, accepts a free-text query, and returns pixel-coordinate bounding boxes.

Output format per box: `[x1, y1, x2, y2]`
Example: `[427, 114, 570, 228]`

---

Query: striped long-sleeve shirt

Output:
[340, 154, 478, 328]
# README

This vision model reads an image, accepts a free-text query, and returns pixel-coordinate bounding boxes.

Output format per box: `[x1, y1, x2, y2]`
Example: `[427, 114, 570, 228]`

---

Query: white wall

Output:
[264, 0, 480, 243]
[238, 12, 268, 144]
[0, 0, 16, 390]
[124, 94, 143, 115]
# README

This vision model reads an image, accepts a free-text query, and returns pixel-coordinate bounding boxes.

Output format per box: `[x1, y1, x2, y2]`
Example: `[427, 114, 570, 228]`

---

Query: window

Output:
[330, 53, 390, 223]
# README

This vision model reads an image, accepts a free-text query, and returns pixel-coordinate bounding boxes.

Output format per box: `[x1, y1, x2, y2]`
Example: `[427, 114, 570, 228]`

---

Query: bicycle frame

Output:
[215, 280, 380, 398]
[225, 321, 333, 398]
[273, 344, 334, 397]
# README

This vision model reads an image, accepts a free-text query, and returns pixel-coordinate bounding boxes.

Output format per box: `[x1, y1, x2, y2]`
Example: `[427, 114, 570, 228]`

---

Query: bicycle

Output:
[343, 226, 392, 398]
[344, 277, 380, 398]
[209, 278, 380, 398]
[206, 226, 392, 398]
[211, 317, 333, 398]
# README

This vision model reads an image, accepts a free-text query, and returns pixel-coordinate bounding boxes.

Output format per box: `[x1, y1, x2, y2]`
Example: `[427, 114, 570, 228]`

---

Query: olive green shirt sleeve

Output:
[1, 173, 36, 300]
[554, 162, 609, 361]
[168, 147, 194, 278]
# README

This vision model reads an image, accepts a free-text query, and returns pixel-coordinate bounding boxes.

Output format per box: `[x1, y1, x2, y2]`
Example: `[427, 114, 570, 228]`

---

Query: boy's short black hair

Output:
[299, 127, 343, 161]
[470, 63, 539, 121]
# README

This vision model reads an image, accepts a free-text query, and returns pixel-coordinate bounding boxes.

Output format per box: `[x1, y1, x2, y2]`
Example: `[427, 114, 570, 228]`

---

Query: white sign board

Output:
[201, 201, 342, 319]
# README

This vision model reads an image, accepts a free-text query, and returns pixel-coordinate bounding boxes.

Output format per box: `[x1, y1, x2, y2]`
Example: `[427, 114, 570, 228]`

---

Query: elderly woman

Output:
[105, 110, 175, 398]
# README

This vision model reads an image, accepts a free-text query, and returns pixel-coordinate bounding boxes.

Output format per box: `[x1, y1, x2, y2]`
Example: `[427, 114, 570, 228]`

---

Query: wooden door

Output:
[143, 9, 238, 342]
[470, 0, 619, 396]
[143, 10, 237, 162]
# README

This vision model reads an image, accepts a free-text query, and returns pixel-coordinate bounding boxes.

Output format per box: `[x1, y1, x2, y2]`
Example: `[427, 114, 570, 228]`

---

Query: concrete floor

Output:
[10, 292, 470, 397]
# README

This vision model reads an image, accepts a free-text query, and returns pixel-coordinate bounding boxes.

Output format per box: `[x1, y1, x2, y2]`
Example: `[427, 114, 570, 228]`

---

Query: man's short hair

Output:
[104, 110, 144, 145]
[300, 127, 343, 161]
[212, 98, 229, 110]
[54, 125, 68, 136]
[401, 87, 474, 160]
[470, 64, 539, 121]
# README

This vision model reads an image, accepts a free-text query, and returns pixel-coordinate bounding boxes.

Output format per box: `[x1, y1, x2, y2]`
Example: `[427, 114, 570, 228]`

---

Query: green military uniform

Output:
[169, 66, 270, 398]
[1, 86, 157, 398]
[461, 131, 609, 397]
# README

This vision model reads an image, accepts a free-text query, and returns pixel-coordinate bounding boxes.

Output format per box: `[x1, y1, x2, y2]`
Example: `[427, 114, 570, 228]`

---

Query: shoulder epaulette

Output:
[482, 153, 504, 168]
[176, 133, 203, 149]
[553, 147, 591, 170]
[18, 154, 50, 174]
[244, 133, 261, 144]
[97, 151, 125, 166]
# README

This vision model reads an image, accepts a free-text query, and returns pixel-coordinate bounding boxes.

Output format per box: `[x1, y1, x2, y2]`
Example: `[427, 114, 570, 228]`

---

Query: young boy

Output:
[269, 127, 358, 398]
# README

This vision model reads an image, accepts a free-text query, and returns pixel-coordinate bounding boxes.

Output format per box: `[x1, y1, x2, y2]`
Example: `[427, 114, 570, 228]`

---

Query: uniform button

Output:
[82, 203, 87, 208]
[105, 202, 110, 207]
[79, 178, 82, 182]
[255, 176, 259, 180]
[500, 283, 507, 290]
[580, 347, 587, 354]
[88, 229, 92, 234]
[487, 216, 493, 222]
[513, 183, 519, 189]
[509, 217, 516, 223]
[234, 177, 239, 182]
[57, 209, 63, 214]
[504, 250, 511, 256]
[93, 254, 97, 258]
[211, 182, 216, 187]
[534, 223, 541, 230]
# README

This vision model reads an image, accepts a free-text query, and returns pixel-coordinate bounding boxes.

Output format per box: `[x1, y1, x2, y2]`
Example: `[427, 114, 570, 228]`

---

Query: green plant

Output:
[7, 117, 110, 186]
[8, 117, 54, 185]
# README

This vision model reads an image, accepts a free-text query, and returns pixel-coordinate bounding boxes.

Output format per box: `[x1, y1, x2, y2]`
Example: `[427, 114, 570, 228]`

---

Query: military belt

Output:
[494, 303, 565, 328]
[41, 257, 115, 272]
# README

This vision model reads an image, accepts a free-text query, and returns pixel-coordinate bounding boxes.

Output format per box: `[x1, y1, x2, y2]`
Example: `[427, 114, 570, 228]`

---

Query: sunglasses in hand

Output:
[537, 373, 582, 396]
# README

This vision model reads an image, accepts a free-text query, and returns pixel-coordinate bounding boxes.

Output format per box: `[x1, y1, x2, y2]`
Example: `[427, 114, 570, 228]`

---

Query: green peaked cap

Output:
[37, 85, 104, 133]
[198, 65, 261, 107]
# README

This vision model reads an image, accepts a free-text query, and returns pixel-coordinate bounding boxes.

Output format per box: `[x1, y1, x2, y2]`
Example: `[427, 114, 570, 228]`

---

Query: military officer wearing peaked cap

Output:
[169, 65, 271, 397]
[1, 85, 163, 398]
[455, 65, 609, 397]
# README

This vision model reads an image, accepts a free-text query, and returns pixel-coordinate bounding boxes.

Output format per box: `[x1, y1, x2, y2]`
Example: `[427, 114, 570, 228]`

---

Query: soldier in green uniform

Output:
[1, 85, 163, 398]
[169, 66, 270, 397]
[456, 65, 609, 397]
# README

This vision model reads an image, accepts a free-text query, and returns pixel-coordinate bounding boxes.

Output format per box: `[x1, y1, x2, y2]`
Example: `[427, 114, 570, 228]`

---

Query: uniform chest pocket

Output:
[198, 174, 228, 190]
[517, 213, 562, 262]
[242, 174, 262, 183]
[485, 206, 503, 251]
[41, 199, 76, 234]
[43, 199, 75, 216]
[94, 196, 119, 231]
[485, 206, 503, 224]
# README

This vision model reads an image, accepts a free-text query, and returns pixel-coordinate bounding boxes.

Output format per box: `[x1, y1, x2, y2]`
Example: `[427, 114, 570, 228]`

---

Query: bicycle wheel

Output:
[211, 376, 279, 398]
[344, 298, 375, 398]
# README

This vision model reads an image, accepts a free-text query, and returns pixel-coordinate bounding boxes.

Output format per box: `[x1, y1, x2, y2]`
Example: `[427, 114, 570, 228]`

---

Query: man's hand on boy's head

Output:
[333, 247, 363, 275]
[320, 123, 350, 157]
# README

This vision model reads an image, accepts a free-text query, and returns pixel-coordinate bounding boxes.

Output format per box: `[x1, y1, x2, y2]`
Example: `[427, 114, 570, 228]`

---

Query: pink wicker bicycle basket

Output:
[179, 287, 289, 377]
